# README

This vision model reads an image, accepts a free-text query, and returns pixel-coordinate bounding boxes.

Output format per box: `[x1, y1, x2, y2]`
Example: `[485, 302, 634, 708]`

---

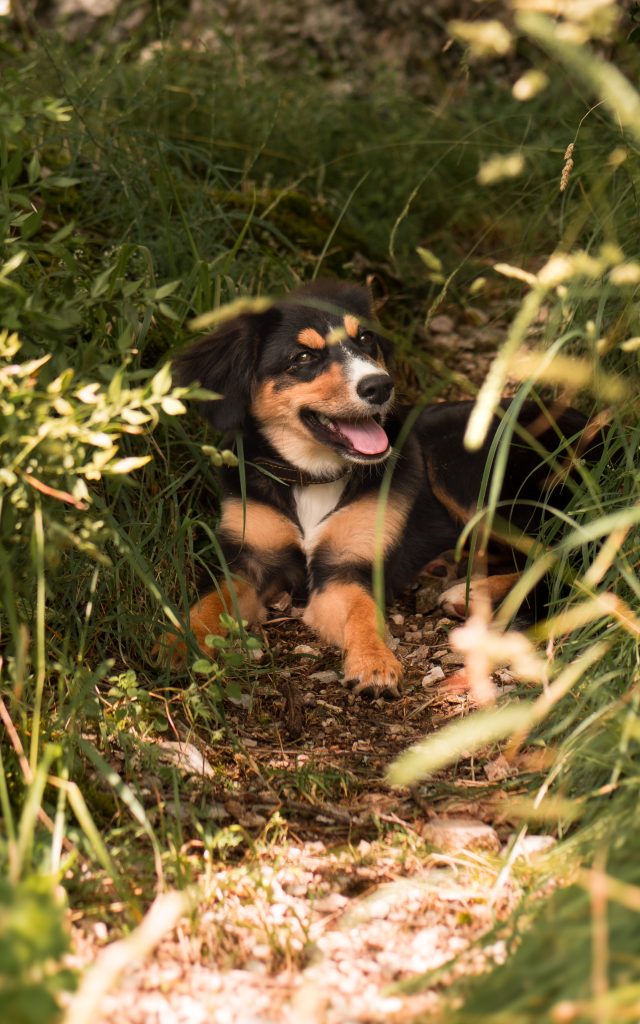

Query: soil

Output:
[68, 565, 542, 1024]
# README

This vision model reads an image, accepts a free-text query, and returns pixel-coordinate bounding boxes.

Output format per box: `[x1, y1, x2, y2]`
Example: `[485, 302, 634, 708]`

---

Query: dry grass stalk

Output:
[64, 890, 193, 1024]
[560, 142, 575, 192]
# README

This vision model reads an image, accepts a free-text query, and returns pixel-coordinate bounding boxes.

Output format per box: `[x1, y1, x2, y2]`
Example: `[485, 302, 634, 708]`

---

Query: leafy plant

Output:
[0, 877, 74, 1024]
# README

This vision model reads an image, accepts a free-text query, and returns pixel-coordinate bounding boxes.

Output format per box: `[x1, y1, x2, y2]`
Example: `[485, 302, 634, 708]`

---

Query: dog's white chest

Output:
[294, 479, 346, 551]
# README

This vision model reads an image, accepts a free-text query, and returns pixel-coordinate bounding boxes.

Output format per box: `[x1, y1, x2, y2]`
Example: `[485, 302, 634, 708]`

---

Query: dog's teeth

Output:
[317, 414, 331, 426]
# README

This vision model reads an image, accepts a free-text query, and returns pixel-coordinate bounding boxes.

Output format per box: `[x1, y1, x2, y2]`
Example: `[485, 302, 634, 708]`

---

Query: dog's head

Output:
[173, 280, 395, 478]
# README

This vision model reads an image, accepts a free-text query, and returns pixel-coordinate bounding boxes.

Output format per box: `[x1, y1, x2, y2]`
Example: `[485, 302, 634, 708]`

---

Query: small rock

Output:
[293, 644, 318, 657]
[422, 630, 441, 644]
[250, 648, 266, 663]
[302, 692, 316, 706]
[309, 670, 339, 685]
[436, 617, 455, 630]
[286, 883, 309, 897]
[156, 740, 215, 778]
[429, 314, 455, 333]
[432, 648, 448, 659]
[430, 333, 462, 349]
[407, 644, 430, 664]
[484, 753, 513, 782]
[225, 800, 266, 828]
[315, 892, 349, 914]
[404, 630, 423, 642]
[441, 652, 465, 668]
[421, 665, 445, 688]
[205, 802, 230, 822]
[391, 613, 405, 626]
[509, 834, 557, 860]
[423, 817, 501, 854]
[415, 585, 442, 613]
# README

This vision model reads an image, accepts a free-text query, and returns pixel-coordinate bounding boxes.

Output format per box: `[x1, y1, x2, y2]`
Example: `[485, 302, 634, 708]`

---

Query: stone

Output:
[415, 584, 441, 613]
[423, 817, 501, 854]
[429, 314, 455, 333]
[436, 618, 455, 630]
[509, 834, 557, 860]
[309, 670, 339, 685]
[484, 754, 513, 782]
[421, 665, 445, 688]
[440, 652, 466, 668]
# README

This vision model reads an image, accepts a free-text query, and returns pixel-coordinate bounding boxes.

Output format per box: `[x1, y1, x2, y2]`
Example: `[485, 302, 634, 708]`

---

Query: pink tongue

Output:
[336, 419, 389, 455]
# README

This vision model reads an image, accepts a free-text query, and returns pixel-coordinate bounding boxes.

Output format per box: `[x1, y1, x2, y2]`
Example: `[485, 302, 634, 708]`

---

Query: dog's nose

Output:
[357, 374, 394, 406]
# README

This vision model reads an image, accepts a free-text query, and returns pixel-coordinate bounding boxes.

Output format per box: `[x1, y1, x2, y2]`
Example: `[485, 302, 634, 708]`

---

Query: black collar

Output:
[252, 455, 348, 488]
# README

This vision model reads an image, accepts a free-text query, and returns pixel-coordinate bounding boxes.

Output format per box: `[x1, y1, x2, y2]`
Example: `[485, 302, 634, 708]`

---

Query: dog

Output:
[160, 279, 597, 698]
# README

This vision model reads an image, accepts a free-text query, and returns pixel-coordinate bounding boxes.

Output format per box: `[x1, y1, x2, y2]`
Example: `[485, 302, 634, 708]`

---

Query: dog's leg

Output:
[304, 582, 402, 699]
[438, 572, 521, 619]
[305, 493, 410, 698]
[155, 496, 303, 669]
[155, 577, 266, 668]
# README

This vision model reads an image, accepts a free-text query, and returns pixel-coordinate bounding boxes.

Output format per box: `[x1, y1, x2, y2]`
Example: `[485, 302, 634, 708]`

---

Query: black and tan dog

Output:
[161, 280, 596, 698]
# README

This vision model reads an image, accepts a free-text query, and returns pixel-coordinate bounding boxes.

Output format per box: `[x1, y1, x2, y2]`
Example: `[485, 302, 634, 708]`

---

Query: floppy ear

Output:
[172, 308, 280, 432]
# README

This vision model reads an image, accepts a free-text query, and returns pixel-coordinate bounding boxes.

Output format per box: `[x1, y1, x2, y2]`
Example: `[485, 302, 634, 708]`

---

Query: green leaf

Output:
[158, 301, 179, 320]
[154, 280, 181, 299]
[27, 152, 41, 184]
[49, 221, 75, 244]
[160, 397, 186, 415]
[192, 659, 216, 673]
[150, 362, 173, 397]
[107, 456, 152, 474]
[41, 176, 80, 188]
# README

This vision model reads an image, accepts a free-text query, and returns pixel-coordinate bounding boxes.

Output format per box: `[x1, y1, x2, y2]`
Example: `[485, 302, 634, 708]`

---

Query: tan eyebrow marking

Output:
[343, 314, 360, 338]
[297, 328, 326, 350]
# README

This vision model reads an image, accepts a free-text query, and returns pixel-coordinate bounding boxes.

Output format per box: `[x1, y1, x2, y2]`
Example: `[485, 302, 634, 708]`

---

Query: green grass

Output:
[1, 4, 640, 1021]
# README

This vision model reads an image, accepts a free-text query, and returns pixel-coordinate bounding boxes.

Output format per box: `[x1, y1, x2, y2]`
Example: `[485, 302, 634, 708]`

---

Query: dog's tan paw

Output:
[344, 647, 403, 700]
[438, 580, 473, 619]
[439, 572, 521, 619]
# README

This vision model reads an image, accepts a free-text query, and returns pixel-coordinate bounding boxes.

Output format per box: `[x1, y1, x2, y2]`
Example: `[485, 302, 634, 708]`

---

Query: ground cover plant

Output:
[0, 1, 639, 1021]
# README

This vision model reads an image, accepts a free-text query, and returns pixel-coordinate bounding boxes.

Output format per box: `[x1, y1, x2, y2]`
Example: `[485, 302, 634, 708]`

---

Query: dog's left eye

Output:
[357, 330, 377, 354]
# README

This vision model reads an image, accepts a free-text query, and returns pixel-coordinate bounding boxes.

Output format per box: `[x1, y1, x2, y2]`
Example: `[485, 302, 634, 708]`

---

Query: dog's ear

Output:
[172, 308, 280, 431]
[375, 331, 394, 363]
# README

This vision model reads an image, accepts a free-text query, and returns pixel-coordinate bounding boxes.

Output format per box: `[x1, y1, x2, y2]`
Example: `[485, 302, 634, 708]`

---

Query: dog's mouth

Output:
[301, 409, 391, 460]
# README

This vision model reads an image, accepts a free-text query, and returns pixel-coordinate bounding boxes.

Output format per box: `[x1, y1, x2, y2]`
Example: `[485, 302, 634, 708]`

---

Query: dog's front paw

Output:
[438, 580, 474, 619]
[343, 646, 403, 700]
[439, 572, 520, 619]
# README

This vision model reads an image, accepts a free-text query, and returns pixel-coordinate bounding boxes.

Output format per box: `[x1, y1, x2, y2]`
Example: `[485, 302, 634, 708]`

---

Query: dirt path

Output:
[70, 570, 539, 1024]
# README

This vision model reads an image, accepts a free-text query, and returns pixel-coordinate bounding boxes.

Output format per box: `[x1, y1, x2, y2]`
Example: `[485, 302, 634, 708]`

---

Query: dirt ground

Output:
[68, 570, 550, 1023]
